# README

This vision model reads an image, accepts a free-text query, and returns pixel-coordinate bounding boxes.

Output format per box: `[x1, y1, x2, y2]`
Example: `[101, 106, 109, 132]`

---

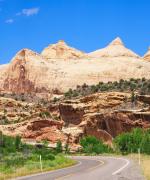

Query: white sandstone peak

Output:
[41, 40, 87, 59]
[109, 37, 124, 46]
[89, 37, 139, 58]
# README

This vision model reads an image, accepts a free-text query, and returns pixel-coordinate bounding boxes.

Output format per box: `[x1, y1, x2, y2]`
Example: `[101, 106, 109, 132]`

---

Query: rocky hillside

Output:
[0, 37, 150, 94]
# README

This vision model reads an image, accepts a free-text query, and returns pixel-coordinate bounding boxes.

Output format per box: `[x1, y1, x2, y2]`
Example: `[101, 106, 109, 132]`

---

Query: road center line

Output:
[55, 159, 105, 180]
[85, 160, 105, 172]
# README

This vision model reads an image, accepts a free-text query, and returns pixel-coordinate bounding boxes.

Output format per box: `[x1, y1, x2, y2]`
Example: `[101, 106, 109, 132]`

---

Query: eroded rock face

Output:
[137, 95, 150, 104]
[23, 119, 66, 142]
[0, 92, 150, 149]
[3, 49, 49, 93]
[26, 119, 63, 131]
[0, 64, 8, 91]
[59, 92, 150, 144]
[59, 92, 129, 126]
[59, 102, 85, 125]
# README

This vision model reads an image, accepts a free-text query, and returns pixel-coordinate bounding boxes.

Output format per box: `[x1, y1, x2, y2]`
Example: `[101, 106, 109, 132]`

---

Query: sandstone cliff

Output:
[0, 38, 150, 94]
[0, 64, 8, 91]
[3, 49, 51, 93]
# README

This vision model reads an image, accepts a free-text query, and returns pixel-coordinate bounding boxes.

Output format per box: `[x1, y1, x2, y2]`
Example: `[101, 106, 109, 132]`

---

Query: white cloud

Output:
[16, 7, 40, 17]
[5, 7, 39, 24]
[16, 12, 21, 16]
[5, 19, 14, 24]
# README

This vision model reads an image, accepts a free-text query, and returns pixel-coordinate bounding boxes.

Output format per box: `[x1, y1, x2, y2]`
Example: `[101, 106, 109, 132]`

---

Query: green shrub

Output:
[64, 78, 150, 98]
[64, 143, 70, 154]
[114, 128, 150, 154]
[80, 136, 112, 154]
[56, 140, 63, 153]
[15, 136, 21, 150]
[42, 153, 55, 160]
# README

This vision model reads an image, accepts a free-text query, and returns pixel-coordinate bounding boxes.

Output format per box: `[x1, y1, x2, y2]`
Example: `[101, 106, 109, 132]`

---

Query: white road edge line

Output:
[112, 158, 130, 175]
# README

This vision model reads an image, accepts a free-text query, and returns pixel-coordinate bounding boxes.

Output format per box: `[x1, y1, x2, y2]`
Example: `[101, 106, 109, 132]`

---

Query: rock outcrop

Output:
[0, 92, 150, 149]
[59, 92, 150, 144]
[23, 119, 66, 142]
[89, 37, 140, 58]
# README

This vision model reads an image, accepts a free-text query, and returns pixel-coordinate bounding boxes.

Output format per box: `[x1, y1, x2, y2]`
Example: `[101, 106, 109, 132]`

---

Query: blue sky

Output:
[0, 0, 150, 64]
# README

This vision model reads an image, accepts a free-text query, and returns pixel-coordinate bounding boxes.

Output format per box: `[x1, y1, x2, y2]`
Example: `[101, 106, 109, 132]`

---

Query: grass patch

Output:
[0, 155, 76, 180]
[0, 133, 76, 180]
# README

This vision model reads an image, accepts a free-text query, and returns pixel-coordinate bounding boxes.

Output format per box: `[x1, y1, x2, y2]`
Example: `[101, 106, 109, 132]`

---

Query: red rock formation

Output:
[59, 92, 150, 144]
[59, 102, 85, 125]
[23, 119, 66, 142]
[0, 92, 150, 149]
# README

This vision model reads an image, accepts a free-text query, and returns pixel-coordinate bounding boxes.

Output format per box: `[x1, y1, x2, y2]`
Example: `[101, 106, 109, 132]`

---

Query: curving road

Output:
[16, 156, 144, 180]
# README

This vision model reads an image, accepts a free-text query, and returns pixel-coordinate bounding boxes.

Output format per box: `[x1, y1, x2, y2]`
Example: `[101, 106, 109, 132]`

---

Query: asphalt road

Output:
[16, 156, 144, 180]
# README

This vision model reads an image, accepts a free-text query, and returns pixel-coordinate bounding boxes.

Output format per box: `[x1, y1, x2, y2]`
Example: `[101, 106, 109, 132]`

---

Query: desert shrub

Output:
[39, 111, 51, 118]
[53, 97, 59, 103]
[0, 117, 10, 125]
[64, 78, 150, 99]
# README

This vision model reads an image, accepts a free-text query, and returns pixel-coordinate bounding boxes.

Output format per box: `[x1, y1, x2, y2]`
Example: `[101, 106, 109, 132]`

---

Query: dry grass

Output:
[129, 154, 150, 180]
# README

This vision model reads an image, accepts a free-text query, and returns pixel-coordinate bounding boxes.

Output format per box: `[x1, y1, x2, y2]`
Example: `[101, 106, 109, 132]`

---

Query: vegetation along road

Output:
[16, 156, 144, 180]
